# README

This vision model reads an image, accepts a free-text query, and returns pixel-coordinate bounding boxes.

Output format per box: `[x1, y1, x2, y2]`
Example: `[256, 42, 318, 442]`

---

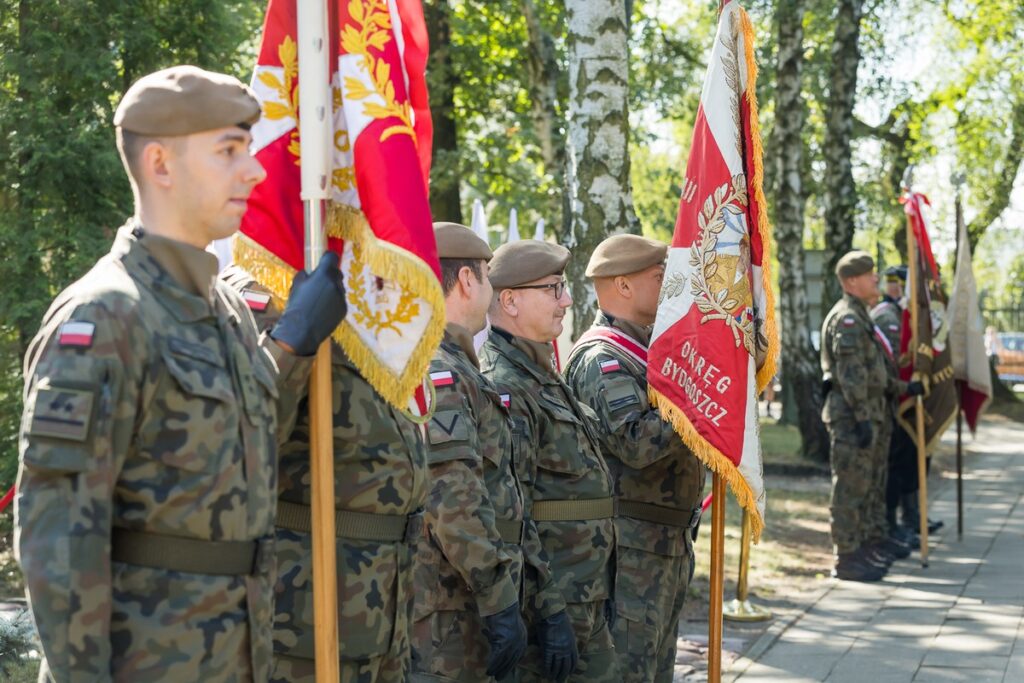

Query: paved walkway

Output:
[729, 419, 1024, 682]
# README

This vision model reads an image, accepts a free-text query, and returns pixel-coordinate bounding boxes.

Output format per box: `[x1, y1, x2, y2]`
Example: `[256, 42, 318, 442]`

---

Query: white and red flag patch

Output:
[241, 289, 271, 312]
[647, 0, 777, 541]
[58, 321, 96, 348]
[430, 370, 454, 387]
[599, 359, 621, 374]
[499, 393, 511, 408]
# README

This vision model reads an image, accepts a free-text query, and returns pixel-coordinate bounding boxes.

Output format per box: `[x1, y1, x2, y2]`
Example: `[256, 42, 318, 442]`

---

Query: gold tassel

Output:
[649, 386, 765, 542]
[739, 7, 780, 396]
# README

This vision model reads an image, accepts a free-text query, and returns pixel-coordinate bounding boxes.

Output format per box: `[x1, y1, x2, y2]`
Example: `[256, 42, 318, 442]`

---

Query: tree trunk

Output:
[772, 0, 828, 460]
[966, 96, 1024, 251]
[424, 0, 462, 223]
[522, 0, 562, 174]
[563, 0, 638, 337]
[821, 0, 862, 310]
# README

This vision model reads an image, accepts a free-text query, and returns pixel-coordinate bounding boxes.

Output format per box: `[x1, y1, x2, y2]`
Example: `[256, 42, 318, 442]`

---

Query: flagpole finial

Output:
[950, 171, 966, 191]
[901, 164, 916, 193]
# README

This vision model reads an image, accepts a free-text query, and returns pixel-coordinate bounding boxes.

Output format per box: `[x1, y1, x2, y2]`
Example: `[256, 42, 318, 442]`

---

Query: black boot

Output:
[833, 552, 885, 582]
[876, 535, 911, 560]
[901, 493, 921, 530]
[860, 544, 893, 569]
[928, 517, 945, 534]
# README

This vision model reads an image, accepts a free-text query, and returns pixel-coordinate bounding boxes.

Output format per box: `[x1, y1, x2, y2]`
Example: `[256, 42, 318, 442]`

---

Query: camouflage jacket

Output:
[563, 312, 705, 556]
[870, 296, 903, 362]
[414, 324, 524, 620]
[221, 266, 429, 664]
[480, 328, 615, 612]
[821, 294, 904, 424]
[17, 224, 309, 683]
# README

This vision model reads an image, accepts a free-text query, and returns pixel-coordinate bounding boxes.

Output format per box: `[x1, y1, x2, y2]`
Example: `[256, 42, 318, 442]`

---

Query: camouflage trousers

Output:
[270, 651, 406, 683]
[864, 417, 893, 542]
[612, 543, 694, 683]
[828, 418, 886, 554]
[519, 601, 618, 683]
[409, 609, 494, 682]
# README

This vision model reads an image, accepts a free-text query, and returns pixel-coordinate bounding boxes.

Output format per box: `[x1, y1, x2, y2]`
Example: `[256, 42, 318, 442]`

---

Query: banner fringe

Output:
[649, 386, 764, 542]
[739, 7, 779, 395]
[232, 208, 445, 411]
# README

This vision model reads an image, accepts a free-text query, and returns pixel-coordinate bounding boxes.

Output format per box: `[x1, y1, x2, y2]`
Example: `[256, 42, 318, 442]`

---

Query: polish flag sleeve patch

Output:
[600, 359, 621, 374]
[500, 393, 511, 408]
[241, 289, 271, 312]
[58, 321, 96, 348]
[430, 370, 455, 387]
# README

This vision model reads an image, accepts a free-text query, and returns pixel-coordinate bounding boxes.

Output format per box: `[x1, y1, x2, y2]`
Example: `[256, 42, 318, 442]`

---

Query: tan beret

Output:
[489, 240, 570, 289]
[586, 234, 667, 277]
[434, 222, 492, 260]
[114, 65, 261, 136]
[835, 250, 875, 279]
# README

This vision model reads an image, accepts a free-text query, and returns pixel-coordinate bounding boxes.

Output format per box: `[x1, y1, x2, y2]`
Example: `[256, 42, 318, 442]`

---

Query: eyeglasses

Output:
[509, 279, 567, 299]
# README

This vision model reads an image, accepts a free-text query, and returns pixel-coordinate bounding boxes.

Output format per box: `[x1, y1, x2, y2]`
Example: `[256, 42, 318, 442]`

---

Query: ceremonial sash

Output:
[568, 326, 648, 369]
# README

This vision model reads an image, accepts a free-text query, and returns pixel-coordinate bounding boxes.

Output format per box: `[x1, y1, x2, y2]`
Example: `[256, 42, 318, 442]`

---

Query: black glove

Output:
[853, 420, 873, 449]
[536, 610, 578, 683]
[907, 380, 925, 397]
[604, 598, 617, 631]
[270, 252, 347, 356]
[483, 602, 528, 680]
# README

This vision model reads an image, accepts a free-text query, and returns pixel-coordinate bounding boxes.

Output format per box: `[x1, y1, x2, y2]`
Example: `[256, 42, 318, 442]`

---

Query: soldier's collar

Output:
[597, 310, 652, 347]
[490, 326, 559, 378]
[443, 323, 480, 369]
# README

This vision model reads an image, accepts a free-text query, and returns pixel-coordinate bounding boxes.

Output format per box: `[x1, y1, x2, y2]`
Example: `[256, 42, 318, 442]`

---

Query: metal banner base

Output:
[723, 598, 773, 622]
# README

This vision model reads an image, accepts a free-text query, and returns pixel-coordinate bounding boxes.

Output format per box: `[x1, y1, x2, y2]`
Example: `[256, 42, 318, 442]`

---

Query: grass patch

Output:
[759, 421, 820, 468]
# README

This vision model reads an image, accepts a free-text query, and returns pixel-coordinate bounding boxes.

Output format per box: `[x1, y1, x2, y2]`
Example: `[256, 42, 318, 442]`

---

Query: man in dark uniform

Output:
[16, 66, 347, 682]
[563, 234, 704, 683]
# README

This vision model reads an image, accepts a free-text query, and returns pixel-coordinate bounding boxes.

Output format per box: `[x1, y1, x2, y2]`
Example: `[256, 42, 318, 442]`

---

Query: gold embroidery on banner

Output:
[346, 239, 421, 337]
[341, 0, 416, 143]
[258, 35, 302, 162]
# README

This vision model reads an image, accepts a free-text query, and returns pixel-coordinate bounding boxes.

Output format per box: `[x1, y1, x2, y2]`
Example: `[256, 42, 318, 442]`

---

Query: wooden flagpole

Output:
[952, 174, 966, 540]
[297, 2, 340, 680]
[906, 195, 930, 569]
[708, 474, 726, 682]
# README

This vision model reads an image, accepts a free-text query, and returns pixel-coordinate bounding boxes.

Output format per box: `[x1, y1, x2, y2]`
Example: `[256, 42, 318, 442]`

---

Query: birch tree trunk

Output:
[564, 0, 638, 337]
[424, 0, 462, 223]
[822, 0, 862, 309]
[772, 0, 828, 460]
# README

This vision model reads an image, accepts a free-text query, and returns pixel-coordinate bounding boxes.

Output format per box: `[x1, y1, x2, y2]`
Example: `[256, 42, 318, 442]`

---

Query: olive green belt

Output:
[619, 500, 701, 528]
[111, 528, 264, 576]
[531, 497, 615, 522]
[494, 518, 525, 544]
[276, 500, 422, 543]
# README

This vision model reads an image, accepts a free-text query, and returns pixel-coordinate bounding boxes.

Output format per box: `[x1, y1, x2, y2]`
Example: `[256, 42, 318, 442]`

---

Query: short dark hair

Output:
[116, 128, 186, 190]
[440, 258, 484, 295]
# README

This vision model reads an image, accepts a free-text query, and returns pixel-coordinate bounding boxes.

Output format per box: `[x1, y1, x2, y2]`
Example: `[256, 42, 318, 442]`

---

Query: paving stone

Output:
[913, 666, 1006, 682]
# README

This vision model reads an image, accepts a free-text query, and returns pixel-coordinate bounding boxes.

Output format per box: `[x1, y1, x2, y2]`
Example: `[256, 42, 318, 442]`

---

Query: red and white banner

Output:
[948, 212, 992, 432]
[236, 0, 442, 411]
[647, 0, 776, 540]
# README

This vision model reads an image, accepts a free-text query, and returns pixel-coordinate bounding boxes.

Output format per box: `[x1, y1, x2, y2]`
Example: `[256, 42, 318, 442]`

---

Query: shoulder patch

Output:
[241, 289, 271, 312]
[888, 324, 899, 331]
[29, 385, 95, 442]
[841, 316, 857, 327]
[499, 392, 511, 408]
[605, 379, 641, 412]
[426, 408, 469, 445]
[430, 370, 455, 387]
[58, 321, 96, 349]
[599, 359, 621, 374]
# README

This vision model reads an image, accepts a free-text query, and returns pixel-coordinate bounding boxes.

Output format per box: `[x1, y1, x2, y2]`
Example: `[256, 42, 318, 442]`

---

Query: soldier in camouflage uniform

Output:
[221, 268, 428, 681]
[821, 252, 921, 582]
[409, 223, 528, 682]
[16, 66, 347, 682]
[481, 240, 619, 683]
[563, 235, 705, 683]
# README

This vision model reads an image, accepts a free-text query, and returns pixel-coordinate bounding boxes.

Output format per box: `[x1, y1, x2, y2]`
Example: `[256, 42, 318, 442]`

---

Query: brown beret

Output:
[434, 222, 492, 260]
[489, 240, 571, 290]
[835, 250, 875, 279]
[586, 234, 667, 277]
[114, 65, 261, 136]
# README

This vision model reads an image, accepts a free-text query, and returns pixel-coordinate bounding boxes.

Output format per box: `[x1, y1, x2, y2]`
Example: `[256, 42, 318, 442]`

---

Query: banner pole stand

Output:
[723, 510, 772, 622]
[708, 474, 726, 682]
[915, 395, 930, 568]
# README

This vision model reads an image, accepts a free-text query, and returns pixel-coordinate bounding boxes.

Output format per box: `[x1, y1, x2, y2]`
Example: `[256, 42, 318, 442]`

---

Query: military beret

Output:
[835, 250, 875, 279]
[884, 264, 908, 282]
[114, 65, 261, 136]
[489, 240, 571, 289]
[434, 222, 493, 260]
[586, 234, 667, 277]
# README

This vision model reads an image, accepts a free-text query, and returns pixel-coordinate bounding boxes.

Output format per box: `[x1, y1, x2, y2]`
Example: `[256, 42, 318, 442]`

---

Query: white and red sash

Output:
[568, 326, 648, 370]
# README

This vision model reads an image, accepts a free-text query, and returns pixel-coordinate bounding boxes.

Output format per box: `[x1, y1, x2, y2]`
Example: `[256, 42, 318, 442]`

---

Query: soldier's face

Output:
[514, 274, 572, 342]
[885, 280, 903, 300]
[626, 263, 665, 326]
[847, 271, 880, 302]
[174, 126, 267, 245]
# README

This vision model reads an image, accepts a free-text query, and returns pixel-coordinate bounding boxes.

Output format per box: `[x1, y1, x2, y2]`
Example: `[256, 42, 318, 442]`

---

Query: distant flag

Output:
[534, 218, 546, 241]
[947, 209, 992, 432]
[507, 208, 520, 242]
[471, 199, 489, 243]
[646, 0, 776, 540]
[236, 0, 443, 411]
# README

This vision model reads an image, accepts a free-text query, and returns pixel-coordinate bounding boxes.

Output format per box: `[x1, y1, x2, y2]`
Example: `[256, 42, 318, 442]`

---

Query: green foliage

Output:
[0, 0, 263, 486]
[0, 609, 36, 679]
